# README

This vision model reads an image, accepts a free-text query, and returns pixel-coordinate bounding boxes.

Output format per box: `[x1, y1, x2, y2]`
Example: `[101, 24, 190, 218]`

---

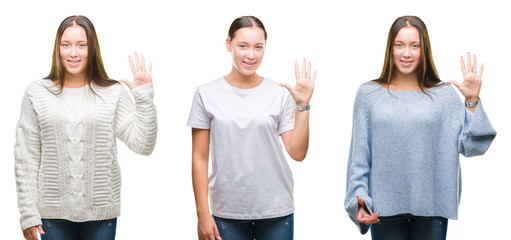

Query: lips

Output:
[67, 60, 81, 66]
[242, 61, 256, 68]
[400, 60, 413, 67]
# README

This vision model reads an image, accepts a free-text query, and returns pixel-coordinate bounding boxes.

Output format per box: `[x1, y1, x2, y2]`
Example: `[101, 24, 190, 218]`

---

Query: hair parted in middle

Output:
[228, 16, 267, 41]
[376, 15, 442, 93]
[45, 15, 118, 95]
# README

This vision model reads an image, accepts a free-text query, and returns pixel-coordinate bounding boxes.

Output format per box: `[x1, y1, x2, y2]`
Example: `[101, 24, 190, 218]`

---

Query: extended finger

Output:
[129, 56, 136, 74]
[466, 52, 472, 73]
[301, 58, 306, 78]
[141, 54, 146, 72]
[135, 52, 141, 71]
[460, 56, 467, 75]
[447, 80, 461, 90]
[307, 61, 311, 79]
[279, 83, 294, 94]
[294, 60, 300, 81]
[119, 79, 134, 90]
[478, 63, 484, 79]
[473, 54, 477, 73]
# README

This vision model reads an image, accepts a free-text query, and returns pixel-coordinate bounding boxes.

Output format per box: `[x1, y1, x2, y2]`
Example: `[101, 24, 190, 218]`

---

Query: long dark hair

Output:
[45, 15, 117, 94]
[375, 16, 441, 93]
[228, 16, 267, 40]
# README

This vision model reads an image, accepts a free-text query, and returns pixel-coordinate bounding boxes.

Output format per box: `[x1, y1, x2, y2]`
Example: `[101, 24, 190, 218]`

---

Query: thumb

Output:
[38, 225, 45, 235]
[356, 196, 365, 206]
[119, 79, 134, 90]
[447, 80, 461, 90]
[279, 83, 294, 94]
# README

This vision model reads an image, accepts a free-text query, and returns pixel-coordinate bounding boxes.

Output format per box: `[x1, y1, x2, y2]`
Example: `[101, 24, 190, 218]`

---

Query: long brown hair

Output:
[376, 16, 441, 93]
[45, 15, 117, 94]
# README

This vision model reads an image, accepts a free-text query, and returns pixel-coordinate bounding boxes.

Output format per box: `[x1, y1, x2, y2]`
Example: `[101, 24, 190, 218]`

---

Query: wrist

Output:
[465, 98, 480, 108]
[465, 96, 479, 102]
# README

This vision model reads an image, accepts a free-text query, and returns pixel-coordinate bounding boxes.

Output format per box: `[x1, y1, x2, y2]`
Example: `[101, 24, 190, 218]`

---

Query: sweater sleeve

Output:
[458, 99, 496, 157]
[14, 87, 43, 230]
[344, 85, 373, 234]
[114, 83, 157, 155]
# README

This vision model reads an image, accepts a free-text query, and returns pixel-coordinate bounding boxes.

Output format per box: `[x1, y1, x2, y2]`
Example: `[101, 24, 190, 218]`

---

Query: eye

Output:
[256, 46, 264, 50]
[79, 44, 87, 48]
[412, 44, 420, 48]
[238, 45, 246, 49]
[394, 43, 403, 48]
[61, 43, 69, 47]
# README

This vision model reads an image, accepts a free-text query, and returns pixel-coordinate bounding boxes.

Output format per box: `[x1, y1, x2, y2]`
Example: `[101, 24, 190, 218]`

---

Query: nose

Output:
[403, 47, 411, 58]
[70, 46, 78, 57]
[247, 48, 255, 59]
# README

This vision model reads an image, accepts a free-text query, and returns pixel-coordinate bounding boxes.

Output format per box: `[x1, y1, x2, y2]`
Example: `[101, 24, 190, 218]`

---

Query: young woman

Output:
[15, 15, 157, 240]
[344, 16, 496, 239]
[187, 16, 316, 240]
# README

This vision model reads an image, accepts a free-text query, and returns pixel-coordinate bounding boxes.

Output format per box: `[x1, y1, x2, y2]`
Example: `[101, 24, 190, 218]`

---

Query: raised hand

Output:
[119, 52, 152, 90]
[280, 58, 316, 105]
[448, 52, 483, 101]
[356, 196, 380, 225]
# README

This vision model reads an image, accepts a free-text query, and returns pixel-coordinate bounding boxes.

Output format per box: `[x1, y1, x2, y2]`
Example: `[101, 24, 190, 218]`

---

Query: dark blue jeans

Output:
[370, 214, 447, 240]
[213, 214, 293, 240]
[41, 218, 117, 240]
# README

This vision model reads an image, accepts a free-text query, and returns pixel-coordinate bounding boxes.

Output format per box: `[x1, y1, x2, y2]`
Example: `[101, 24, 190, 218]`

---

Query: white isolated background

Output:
[0, 0, 508, 239]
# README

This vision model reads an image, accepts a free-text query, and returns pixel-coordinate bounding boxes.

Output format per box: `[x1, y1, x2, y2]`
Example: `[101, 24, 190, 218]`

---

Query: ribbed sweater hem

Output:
[38, 204, 120, 223]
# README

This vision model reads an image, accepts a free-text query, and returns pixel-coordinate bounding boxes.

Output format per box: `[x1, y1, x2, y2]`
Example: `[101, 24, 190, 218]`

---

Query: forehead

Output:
[395, 26, 420, 41]
[61, 25, 87, 41]
[231, 27, 265, 43]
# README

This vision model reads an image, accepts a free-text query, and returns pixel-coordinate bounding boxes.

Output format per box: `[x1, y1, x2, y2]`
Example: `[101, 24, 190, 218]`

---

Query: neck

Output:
[224, 66, 263, 89]
[389, 71, 420, 91]
[63, 73, 87, 88]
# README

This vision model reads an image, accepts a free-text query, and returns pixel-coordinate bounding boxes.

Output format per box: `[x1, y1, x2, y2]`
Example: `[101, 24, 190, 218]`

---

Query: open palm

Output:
[448, 52, 483, 101]
[120, 52, 152, 90]
[280, 58, 316, 105]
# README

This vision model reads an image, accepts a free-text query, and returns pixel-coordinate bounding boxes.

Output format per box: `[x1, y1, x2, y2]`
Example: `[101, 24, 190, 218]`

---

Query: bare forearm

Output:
[289, 109, 310, 161]
[192, 156, 210, 217]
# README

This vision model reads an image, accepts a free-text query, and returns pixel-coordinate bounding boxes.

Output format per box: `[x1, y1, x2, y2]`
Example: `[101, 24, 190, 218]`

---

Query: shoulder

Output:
[427, 82, 459, 100]
[355, 81, 381, 98]
[24, 79, 56, 96]
[262, 78, 291, 96]
[195, 78, 223, 93]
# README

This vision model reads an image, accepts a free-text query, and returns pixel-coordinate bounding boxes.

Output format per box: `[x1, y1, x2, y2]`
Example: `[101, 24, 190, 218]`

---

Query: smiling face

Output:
[392, 26, 421, 77]
[226, 26, 266, 76]
[60, 25, 88, 78]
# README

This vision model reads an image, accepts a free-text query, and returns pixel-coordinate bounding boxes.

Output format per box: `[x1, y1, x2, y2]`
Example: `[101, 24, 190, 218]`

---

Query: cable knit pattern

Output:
[15, 79, 157, 230]
[344, 81, 496, 234]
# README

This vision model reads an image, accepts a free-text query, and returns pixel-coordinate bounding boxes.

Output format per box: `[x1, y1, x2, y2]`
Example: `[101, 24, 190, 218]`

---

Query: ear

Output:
[226, 38, 232, 52]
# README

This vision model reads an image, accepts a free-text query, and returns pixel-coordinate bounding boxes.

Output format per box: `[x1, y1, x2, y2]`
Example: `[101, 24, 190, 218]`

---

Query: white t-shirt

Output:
[187, 77, 296, 220]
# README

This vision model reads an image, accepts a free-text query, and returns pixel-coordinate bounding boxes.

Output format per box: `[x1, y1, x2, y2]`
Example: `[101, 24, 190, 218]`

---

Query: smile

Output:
[400, 60, 413, 67]
[242, 61, 256, 67]
[68, 60, 81, 66]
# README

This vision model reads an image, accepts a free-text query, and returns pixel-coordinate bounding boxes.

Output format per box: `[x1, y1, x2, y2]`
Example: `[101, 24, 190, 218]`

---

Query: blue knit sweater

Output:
[344, 81, 496, 234]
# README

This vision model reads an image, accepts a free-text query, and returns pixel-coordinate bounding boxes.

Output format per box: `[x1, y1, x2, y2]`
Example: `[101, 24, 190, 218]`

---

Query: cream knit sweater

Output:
[15, 79, 157, 230]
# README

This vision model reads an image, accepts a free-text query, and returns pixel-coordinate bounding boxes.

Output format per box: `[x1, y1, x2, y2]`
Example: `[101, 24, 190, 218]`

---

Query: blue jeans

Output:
[213, 214, 293, 240]
[41, 218, 117, 240]
[370, 214, 447, 240]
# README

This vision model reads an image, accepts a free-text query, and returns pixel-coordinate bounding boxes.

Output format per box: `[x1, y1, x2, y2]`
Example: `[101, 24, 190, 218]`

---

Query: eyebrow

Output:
[394, 40, 420, 43]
